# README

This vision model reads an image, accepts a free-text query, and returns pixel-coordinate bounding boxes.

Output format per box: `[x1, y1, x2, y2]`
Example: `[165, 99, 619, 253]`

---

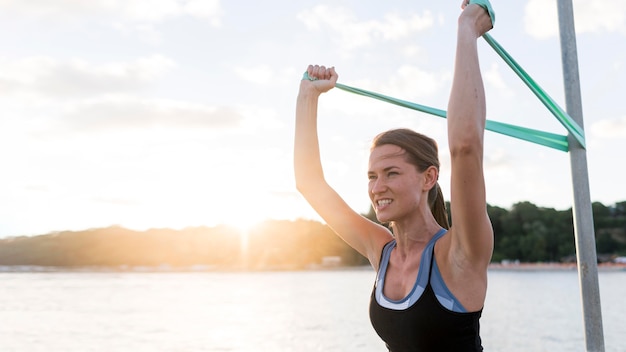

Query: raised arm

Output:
[294, 65, 391, 268]
[446, 3, 495, 268]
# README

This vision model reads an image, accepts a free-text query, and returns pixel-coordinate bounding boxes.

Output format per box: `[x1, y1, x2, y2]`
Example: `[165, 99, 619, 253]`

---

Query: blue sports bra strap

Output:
[425, 228, 446, 281]
[375, 240, 395, 286]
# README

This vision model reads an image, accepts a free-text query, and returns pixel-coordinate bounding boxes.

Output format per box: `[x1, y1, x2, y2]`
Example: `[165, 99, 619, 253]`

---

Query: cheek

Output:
[396, 179, 422, 199]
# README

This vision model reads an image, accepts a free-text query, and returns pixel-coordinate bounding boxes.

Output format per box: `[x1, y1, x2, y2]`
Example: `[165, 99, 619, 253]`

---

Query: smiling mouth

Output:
[376, 199, 392, 208]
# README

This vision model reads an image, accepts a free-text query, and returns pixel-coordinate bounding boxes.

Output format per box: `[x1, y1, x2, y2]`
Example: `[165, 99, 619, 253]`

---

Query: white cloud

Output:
[297, 5, 434, 50]
[590, 116, 626, 138]
[112, 23, 162, 44]
[485, 148, 513, 171]
[381, 65, 447, 100]
[61, 96, 243, 131]
[573, 0, 626, 34]
[0, 0, 97, 20]
[401, 45, 425, 59]
[0, 0, 223, 24]
[184, 0, 222, 26]
[111, 0, 182, 22]
[485, 63, 514, 98]
[233, 65, 299, 88]
[524, 0, 560, 39]
[378, 12, 435, 40]
[525, 0, 626, 39]
[234, 65, 274, 85]
[0, 55, 176, 97]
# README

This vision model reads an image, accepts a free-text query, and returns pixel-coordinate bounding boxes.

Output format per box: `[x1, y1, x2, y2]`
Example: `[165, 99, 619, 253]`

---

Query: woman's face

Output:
[368, 144, 425, 223]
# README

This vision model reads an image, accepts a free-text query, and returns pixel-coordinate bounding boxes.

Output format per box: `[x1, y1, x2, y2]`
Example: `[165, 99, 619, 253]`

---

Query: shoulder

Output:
[435, 226, 492, 271]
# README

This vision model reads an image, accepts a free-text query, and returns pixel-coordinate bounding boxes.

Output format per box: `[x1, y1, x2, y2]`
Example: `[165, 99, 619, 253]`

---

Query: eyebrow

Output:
[368, 166, 400, 174]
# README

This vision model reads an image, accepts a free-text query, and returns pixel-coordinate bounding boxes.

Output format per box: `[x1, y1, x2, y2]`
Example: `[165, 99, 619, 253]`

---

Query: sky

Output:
[0, 0, 624, 238]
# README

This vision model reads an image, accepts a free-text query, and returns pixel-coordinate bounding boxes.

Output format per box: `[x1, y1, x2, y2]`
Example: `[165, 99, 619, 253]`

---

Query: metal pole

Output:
[556, 1, 605, 351]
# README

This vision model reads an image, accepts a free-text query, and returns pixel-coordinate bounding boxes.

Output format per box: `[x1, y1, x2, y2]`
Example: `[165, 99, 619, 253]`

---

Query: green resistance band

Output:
[482, 33, 585, 149]
[303, 71, 568, 152]
[333, 80, 569, 152]
[302, 33, 586, 152]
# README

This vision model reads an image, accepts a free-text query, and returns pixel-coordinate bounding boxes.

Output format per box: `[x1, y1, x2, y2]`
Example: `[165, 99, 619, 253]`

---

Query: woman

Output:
[294, 1, 494, 350]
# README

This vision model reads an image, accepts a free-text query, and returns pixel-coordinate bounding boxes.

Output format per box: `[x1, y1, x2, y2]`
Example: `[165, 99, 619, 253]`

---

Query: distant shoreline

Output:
[1, 262, 625, 273]
[488, 262, 626, 272]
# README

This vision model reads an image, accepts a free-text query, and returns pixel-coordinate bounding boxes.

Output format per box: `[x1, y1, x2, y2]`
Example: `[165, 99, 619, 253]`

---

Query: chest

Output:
[381, 253, 423, 301]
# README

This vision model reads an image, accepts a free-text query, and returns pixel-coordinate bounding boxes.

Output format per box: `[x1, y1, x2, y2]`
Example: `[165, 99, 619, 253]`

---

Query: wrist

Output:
[298, 82, 321, 101]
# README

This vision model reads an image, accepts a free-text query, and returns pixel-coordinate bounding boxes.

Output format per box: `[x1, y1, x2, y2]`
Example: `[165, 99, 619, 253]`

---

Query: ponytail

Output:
[429, 182, 449, 229]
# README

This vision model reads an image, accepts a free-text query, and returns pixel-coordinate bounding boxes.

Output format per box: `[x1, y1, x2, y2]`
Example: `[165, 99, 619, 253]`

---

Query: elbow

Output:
[449, 138, 483, 159]
[295, 179, 317, 202]
[294, 153, 326, 197]
[294, 170, 316, 196]
[294, 178, 308, 195]
[448, 123, 484, 158]
[294, 162, 308, 193]
[294, 170, 305, 194]
[294, 170, 327, 199]
[448, 118, 485, 156]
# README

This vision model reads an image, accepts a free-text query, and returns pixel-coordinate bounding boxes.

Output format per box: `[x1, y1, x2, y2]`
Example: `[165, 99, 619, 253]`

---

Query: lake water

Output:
[0, 269, 624, 351]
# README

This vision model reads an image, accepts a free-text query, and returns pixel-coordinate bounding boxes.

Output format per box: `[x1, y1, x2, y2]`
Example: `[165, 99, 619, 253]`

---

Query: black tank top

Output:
[369, 234, 483, 351]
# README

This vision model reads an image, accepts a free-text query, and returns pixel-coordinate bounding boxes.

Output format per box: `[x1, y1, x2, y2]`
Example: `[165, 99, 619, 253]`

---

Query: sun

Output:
[185, 194, 271, 231]
[217, 199, 270, 269]
[221, 209, 264, 234]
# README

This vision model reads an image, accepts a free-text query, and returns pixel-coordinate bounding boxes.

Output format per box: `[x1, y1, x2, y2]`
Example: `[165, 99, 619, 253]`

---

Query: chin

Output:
[376, 214, 392, 224]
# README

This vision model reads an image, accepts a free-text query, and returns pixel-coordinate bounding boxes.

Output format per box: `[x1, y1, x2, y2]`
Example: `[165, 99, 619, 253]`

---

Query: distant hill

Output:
[1, 201, 624, 270]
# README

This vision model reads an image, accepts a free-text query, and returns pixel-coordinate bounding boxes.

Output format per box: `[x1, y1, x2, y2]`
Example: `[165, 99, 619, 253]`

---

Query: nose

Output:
[369, 177, 387, 195]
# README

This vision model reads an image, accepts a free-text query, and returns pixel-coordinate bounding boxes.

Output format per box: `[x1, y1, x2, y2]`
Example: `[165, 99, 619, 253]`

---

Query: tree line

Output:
[0, 200, 625, 270]
[486, 201, 626, 263]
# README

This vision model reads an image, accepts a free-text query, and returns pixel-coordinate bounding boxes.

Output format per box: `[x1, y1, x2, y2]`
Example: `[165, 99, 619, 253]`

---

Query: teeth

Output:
[377, 199, 392, 206]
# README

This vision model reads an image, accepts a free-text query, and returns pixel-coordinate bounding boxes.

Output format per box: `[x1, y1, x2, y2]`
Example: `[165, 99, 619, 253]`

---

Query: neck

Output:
[391, 215, 442, 255]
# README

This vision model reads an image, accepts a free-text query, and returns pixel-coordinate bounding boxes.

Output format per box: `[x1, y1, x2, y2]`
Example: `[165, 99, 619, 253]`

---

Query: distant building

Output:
[321, 256, 342, 267]
[500, 259, 520, 266]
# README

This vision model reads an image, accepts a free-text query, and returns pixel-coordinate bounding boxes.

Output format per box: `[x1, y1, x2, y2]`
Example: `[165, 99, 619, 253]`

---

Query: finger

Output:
[329, 67, 338, 83]
[313, 65, 322, 79]
[318, 65, 327, 79]
[327, 67, 334, 81]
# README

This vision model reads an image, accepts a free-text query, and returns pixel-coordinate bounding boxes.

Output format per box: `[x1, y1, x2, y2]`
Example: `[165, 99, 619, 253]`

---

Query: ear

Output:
[422, 165, 439, 191]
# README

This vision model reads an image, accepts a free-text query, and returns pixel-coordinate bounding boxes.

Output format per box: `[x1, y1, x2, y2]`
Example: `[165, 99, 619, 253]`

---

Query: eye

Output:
[387, 171, 399, 177]
[368, 174, 377, 181]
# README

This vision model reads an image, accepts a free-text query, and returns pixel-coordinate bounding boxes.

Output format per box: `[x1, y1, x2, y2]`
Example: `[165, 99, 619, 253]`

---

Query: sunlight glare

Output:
[220, 200, 267, 270]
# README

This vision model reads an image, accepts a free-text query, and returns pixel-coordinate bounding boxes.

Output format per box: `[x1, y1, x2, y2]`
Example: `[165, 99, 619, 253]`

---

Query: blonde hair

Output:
[371, 128, 449, 229]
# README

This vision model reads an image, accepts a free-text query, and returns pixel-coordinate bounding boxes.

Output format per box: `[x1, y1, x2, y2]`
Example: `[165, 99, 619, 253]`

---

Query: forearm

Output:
[294, 88, 325, 194]
[447, 22, 487, 154]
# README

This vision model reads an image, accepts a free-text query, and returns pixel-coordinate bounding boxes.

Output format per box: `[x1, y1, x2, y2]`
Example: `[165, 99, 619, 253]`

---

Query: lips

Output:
[376, 198, 393, 209]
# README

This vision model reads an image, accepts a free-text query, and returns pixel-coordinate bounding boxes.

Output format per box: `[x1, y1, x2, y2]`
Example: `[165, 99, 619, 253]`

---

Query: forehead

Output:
[368, 144, 407, 170]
